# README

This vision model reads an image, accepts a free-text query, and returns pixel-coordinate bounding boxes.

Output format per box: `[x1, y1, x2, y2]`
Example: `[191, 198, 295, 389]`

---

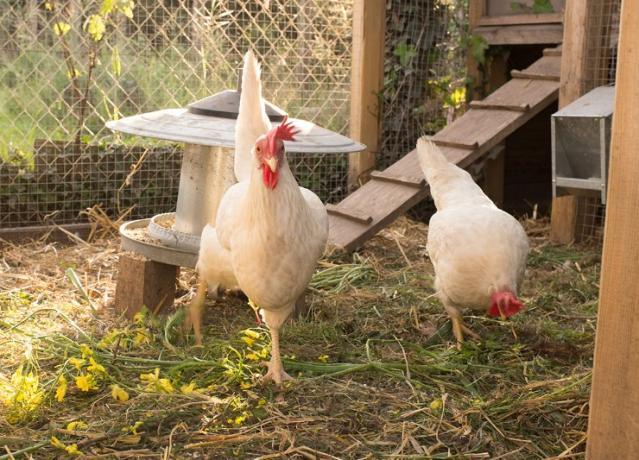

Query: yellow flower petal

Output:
[317, 354, 329, 363]
[67, 420, 88, 431]
[79, 344, 93, 358]
[50, 436, 65, 449]
[110, 384, 130, 402]
[55, 375, 67, 403]
[242, 329, 261, 339]
[87, 357, 106, 374]
[68, 357, 85, 370]
[75, 374, 96, 392]
[180, 382, 197, 395]
[245, 353, 259, 361]
[241, 336, 255, 347]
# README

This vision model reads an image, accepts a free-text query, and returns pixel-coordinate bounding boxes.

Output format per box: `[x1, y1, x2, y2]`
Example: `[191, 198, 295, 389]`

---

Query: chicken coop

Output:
[1, 0, 639, 458]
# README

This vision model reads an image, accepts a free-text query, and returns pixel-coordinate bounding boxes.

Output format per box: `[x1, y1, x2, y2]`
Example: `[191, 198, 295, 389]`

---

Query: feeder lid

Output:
[106, 91, 366, 154]
[187, 90, 287, 121]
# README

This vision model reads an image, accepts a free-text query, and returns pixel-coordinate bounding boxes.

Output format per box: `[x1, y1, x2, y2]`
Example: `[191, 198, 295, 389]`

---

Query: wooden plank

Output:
[543, 46, 562, 57]
[586, 0, 639, 455]
[325, 203, 372, 225]
[369, 170, 425, 188]
[558, 0, 591, 106]
[481, 78, 558, 108]
[549, 195, 578, 242]
[329, 180, 429, 251]
[469, 100, 529, 112]
[521, 55, 562, 77]
[474, 24, 564, 45]
[511, 70, 560, 81]
[482, 144, 505, 208]
[347, 0, 385, 190]
[476, 13, 563, 27]
[435, 109, 521, 150]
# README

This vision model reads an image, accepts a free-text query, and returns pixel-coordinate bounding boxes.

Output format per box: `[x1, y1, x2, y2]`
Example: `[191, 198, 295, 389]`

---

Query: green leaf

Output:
[53, 22, 71, 37]
[393, 42, 417, 67]
[65, 268, 97, 314]
[468, 35, 489, 66]
[111, 46, 121, 76]
[84, 15, 106, 42]
[532, 0, 554, 14]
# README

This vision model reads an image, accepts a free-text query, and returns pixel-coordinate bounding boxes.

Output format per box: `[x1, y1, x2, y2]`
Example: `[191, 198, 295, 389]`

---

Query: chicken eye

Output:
[256, 146, 261, 153]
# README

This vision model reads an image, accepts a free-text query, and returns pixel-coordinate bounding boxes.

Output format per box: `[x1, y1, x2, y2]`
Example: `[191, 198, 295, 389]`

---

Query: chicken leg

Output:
[444, 302, 480, 349]
[185, 280, 211, 347]
[261, 307, 294, 385]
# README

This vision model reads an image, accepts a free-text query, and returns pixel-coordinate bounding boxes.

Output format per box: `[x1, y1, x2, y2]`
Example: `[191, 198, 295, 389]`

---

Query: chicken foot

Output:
[261, 326, 293, 385]
[445, 303, 480, 349]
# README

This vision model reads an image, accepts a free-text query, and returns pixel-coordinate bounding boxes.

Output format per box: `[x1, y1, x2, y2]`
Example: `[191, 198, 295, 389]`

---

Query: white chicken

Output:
[416, 137, 529, 346]
[190, 51, 328, 384]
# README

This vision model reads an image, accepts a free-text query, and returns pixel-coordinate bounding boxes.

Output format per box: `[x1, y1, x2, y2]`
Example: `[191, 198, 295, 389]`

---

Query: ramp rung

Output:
[511, 70, 560, 81]
[432, 139, 479, 150]
[326, 204, 372, 225]
[470, 101, 530, 112]
[543, 47, 562, 57]
[369, 170, 424, 188]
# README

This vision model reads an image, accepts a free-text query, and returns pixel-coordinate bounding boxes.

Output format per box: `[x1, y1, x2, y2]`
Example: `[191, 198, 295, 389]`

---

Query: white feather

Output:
[417, 136, 529, 311]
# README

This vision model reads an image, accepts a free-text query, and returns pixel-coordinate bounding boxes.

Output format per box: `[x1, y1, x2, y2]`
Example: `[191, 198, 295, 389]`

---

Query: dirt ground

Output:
[0, 216, 600, 459]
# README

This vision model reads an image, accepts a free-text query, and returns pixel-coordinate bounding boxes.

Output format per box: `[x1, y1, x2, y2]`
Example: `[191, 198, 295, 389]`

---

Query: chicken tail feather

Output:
[235, 50, 271, 182]
[416, 136, 449, 176]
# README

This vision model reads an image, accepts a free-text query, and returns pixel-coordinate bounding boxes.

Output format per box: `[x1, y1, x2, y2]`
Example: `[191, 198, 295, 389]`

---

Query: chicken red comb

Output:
[266, 116, 298, 155]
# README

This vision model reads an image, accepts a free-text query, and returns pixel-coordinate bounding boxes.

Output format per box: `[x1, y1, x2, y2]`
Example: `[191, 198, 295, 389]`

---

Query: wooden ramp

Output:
[328, 47, 561, 252]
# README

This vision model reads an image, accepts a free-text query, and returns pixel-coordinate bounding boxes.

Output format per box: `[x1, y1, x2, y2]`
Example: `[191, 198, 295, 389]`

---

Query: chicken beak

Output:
[265, 157, 278, 173]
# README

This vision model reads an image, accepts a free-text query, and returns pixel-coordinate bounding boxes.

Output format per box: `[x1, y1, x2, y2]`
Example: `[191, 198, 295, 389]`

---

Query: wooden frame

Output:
[586, 0, 639, 455]
[550, 0, 611, 243]
[347, 0, 385, 190]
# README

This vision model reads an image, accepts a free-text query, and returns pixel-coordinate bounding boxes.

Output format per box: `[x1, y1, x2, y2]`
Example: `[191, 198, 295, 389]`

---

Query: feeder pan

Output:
[107, 85, 366, 267]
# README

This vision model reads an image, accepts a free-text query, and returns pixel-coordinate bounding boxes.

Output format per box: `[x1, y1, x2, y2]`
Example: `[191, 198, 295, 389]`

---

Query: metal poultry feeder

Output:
[552, 85, 615, 204]
[106, 79, 365, 270]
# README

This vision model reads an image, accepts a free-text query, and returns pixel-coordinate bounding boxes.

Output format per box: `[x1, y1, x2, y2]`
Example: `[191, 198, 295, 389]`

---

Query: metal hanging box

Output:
[551, 85, 615, 204]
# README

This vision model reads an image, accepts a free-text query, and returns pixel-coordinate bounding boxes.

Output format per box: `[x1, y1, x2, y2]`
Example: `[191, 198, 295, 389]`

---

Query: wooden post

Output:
[482, 145, 505, 208]
[114, 253, 178, 319]
[347, 0, 385, 191]
[550, 0, 607, 243]
[467, 1, 486, 99]
[586, 1, 639, 456]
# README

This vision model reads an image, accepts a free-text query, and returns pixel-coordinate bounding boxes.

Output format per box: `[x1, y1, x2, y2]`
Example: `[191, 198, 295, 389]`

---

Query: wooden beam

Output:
[467, 0, 485, 99]
[476, 13, 563, 27]
[347, 0, 385, 190]
[558, 0, 590, 107]
[474, 24, 564, 45]
[482, 144, 505, 208]
[550, 0, 597, 243]
[586, 0, 639, 456]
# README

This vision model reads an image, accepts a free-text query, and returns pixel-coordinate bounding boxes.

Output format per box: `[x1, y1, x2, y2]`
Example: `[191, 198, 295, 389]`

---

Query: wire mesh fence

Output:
[574, 0, 620, 244]
[379, 0, 467, 169]
[0, 0, 354, 229]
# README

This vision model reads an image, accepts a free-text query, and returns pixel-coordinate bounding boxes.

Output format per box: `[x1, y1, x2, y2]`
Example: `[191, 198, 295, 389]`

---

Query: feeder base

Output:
[114, 252, 179, 319]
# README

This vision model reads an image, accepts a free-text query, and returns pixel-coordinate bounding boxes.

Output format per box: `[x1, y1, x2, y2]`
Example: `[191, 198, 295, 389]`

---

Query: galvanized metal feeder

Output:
[552, 85, 615, 204]
[106, 79, 365, 317]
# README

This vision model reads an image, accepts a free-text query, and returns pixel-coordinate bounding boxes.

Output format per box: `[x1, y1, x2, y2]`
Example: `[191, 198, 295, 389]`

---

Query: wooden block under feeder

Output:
[114, 252, 179, 319]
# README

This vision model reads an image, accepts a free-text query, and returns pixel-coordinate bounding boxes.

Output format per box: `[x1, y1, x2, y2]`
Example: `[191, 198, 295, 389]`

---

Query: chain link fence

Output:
[1, 0, 466, 232]
[0, 0, 354, 229]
